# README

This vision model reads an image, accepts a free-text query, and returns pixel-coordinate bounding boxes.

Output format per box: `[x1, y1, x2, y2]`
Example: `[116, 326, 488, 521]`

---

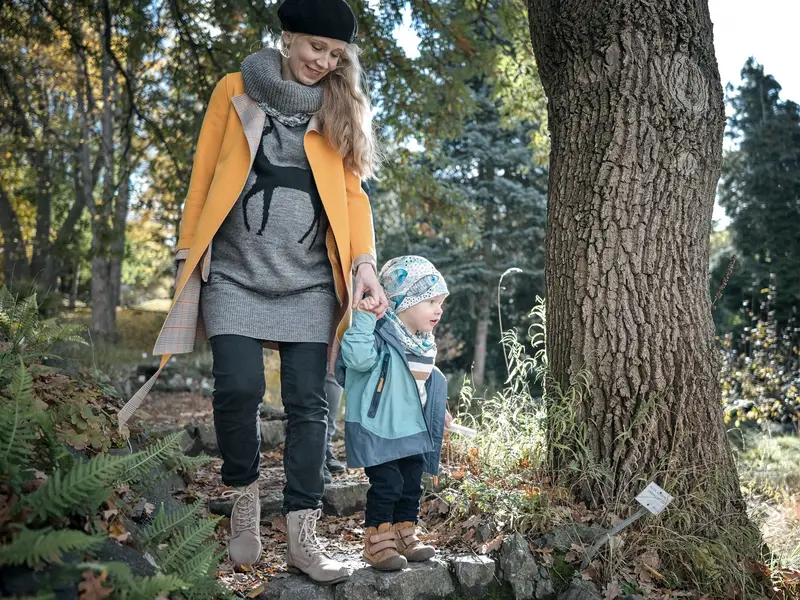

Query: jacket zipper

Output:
[367, 354, 391, 419]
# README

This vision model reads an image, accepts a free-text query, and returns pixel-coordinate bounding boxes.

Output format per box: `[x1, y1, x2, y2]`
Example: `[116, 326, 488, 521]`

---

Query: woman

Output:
[119, 0, 388, 584]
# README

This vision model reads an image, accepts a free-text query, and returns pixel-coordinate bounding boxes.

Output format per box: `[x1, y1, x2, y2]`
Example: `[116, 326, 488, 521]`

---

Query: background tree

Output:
[527, 0, 757, 564]
[712, 59, 800, 331]
[394, 85, 547, 387]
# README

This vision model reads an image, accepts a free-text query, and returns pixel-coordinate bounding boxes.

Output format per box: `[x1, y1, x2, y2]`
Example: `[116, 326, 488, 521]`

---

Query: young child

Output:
[336, 256, 451, 571]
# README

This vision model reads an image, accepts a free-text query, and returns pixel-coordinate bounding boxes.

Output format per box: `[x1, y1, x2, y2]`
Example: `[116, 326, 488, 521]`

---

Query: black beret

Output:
[278, 0, 358, 44]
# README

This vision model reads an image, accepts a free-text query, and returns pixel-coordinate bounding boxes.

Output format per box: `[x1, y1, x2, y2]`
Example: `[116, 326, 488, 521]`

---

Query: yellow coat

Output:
[118, 73, 376, 430]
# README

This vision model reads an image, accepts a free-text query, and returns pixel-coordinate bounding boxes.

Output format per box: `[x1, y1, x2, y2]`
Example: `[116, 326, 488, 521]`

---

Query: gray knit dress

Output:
[200, 49, 337, 343]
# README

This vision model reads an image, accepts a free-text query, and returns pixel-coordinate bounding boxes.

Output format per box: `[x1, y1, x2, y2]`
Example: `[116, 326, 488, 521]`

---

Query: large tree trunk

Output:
[472, 283, 492, 388]
[527, 0, 748, 526]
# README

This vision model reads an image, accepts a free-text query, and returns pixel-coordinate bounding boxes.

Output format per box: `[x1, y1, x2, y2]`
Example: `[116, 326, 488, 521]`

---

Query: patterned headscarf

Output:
[378, 256, 449, 357]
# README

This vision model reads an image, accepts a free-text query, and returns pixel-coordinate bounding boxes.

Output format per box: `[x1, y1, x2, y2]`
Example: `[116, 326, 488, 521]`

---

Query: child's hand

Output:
[357, 296, 380, 314]
[445, 411, 453, 430]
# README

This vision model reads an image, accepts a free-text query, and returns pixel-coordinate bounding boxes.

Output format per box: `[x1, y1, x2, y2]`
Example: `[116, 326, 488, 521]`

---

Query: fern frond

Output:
[0, 359, 38, 483]
[0, 285, 16, 313]
[140, 501, 203, 547]
[79, 562, 186, 600]
[121, 575, 187, 600]
[13, 294, 40, 348]
[0, 527, 103, 567]
[26, 452, 131, 520]
[165, 452, 215, 475]
[118, 431, 184, 484]
[180, 576, 233, 600]
[175, 543, 222, 584]
[156, 515, 221, 572]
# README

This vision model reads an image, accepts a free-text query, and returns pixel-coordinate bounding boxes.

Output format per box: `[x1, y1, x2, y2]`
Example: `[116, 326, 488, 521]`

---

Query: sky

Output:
[709, 0, 799, 104]
[394, 1, 798, 228]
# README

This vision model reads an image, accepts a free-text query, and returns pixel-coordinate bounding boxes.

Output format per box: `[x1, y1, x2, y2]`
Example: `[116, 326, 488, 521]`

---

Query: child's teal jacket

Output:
[335, 310, 447, 475]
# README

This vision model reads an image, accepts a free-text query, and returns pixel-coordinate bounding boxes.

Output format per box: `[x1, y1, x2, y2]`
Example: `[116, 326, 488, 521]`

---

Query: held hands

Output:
[357, 296, 381, 313]
[352, 263, 388, 319]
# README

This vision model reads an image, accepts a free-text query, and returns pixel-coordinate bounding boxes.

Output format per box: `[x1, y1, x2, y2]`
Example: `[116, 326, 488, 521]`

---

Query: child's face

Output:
[398, 295, 446, 334]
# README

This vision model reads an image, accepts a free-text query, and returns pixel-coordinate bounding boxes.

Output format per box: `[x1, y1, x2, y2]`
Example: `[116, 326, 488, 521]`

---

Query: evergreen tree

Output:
[376, 84, 547, 386]
[714, 58, 800, 329]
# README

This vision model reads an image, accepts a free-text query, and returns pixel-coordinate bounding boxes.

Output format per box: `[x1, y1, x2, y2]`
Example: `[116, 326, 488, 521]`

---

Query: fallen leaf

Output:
[78, 570, 113, 600]
[581, 566, 600, 580]
[478, 534, 504, 554]
[246, 584, 265, 597]
[604, 579, 621, 600]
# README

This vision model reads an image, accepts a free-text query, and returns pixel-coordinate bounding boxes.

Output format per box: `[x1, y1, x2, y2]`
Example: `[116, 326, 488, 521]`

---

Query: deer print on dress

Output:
[241, 118, 323, 248]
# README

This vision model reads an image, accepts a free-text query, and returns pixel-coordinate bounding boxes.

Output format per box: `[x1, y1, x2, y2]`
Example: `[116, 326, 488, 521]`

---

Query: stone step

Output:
[254, 535, 608, 600]
[209, 481, 369, 521]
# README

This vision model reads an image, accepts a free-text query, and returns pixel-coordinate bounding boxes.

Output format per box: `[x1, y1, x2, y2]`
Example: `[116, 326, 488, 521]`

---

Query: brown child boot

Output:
[363, 523, 408, 571]
[393, 522, 435, 562]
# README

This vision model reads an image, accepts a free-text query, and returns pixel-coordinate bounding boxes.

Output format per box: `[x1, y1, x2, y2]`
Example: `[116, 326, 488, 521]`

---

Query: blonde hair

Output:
[282, 33, 380, 179]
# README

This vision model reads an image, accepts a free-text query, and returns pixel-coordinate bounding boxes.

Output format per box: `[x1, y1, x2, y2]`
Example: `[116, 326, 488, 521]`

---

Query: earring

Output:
[279, 41, 291, 59]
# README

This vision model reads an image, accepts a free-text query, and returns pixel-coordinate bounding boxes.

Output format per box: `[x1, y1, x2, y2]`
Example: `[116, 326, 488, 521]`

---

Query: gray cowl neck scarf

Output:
[241, 47, 323, 127]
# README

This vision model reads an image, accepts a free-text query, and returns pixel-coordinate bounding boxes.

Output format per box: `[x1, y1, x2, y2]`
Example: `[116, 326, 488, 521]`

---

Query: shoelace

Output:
[298, 509, 324, 553]
[222, 487, 257, 534]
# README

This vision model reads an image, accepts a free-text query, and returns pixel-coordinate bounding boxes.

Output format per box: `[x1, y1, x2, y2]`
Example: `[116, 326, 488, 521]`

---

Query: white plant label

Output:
[635, 482, 674, 515]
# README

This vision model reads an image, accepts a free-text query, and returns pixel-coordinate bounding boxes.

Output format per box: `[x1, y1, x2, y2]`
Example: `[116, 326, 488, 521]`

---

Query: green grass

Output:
[56, 307, 213, 373]
[735, 431, 800, 567]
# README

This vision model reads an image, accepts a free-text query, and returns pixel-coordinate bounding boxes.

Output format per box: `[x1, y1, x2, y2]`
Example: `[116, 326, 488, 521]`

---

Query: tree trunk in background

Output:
[29, 147, 54, 289]
[527, 0, 750, 528]
[472, 283, 492, 388]
[0, 183, 29, 285]
[110, 63, 133, 309]
[91, 10, 116, 338]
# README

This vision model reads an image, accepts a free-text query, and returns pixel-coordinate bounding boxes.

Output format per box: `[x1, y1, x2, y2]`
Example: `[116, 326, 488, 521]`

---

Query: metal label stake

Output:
[580, 482, 674, 568]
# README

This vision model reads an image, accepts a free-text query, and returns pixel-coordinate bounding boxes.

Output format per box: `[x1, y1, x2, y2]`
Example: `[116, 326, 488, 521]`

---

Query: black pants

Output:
[209, 335, 328, 514]
[363, 454, 425, 528]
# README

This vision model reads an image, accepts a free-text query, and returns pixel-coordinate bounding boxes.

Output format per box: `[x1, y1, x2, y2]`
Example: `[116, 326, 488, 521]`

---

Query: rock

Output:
[334, 559, 455, 600]
[261, 420, 286, 450]
[451, 555, 497, 597]
[474, 518, 497, 543]
[498, 534, 554, 600]
[94, 539, 157, 577]
[129, 463, 188, 521]
[558, 580, 602, 600]
[532, 524, 605, 553]
[260, 574, 336, 600]
[323, 482, 369, 517]
[166, 373, 188, 392]
[185, 423, 219, 456]
[0, 564, 78, 599]
[260, 403, 287, 421]
[209, 489, 283, 522]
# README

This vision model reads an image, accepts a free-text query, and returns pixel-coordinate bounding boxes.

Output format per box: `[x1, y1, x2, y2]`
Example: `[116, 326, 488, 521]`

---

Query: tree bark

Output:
[110, 60, 134, 309]
[0, 182, 29, 285]
[90, 8, 116, 338]
[472, 282, 493, 388]
[29, 147, 54, 288]
[527, 0, 748, 526]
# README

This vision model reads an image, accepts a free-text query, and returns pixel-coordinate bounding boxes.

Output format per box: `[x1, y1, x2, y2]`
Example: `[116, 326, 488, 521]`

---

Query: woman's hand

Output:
[352, 263, 388, 318]
[445, 411, 453, 430]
